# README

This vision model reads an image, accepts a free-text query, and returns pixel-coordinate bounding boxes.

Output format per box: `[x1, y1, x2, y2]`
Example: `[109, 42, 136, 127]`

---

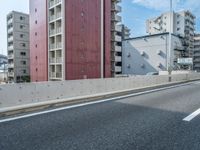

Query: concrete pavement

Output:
[1, 81, 200, 150]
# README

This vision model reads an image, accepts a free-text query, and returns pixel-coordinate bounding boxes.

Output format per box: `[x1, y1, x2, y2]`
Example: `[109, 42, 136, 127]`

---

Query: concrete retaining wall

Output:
[0, 73, 200, 109]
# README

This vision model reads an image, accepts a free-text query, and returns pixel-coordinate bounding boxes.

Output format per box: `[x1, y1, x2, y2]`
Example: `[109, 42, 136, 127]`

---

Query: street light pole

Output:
[168, 0, 172, 74]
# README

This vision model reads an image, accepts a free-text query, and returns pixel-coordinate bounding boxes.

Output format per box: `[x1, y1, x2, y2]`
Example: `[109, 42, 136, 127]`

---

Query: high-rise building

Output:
[146, 10, 195, 58]
[30, 0, 122, 82]
[193, 34, 200, 72]
[7, 11, 30, 83]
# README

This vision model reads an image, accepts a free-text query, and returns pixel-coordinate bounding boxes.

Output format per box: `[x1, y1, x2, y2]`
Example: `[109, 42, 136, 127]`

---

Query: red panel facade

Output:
[30, 0, 48, 82]
[104, 0, 112, 78]
[65, 0, 102, 80]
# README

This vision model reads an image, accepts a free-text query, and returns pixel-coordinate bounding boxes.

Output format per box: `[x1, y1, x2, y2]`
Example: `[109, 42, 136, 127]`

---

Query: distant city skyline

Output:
[1, 0, 200, 55]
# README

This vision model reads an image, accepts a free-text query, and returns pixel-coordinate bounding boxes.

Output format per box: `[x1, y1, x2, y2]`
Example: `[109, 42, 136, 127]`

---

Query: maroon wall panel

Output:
[65, 0, 102, 80]
[30, 0, 48, 82]
[104, 0, 112, 78]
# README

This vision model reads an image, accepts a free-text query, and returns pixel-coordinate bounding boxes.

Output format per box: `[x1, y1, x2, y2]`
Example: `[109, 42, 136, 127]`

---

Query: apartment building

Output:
[122, 33, 185, 75]
[7, 11, 30, 83]
[146, 10, 195, 58]
[193, 34, 200, 72]
[0, 54, 8, 82]
[121, 25, 131, 40]
[30, 0, 122, 82]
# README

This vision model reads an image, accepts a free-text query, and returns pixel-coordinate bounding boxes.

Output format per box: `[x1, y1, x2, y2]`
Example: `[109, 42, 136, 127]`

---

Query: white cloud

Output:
[132, 0, 180, 11]
[132, 0, 200, 19]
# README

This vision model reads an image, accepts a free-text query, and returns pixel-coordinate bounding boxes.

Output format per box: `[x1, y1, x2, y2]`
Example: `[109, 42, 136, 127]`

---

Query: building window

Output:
[23, 70, 26, 74]
[35, 44, 37, 48]
[20, 43, 26, 47]
[35, 20, 37, 24]
[20, 16, 25, 20]
[21, 61, 26, 65]
[20, 34, 24, 38]
[35, 32, 37, 36]
[35, 8, 37, 12]
[20, 25, 25, 29]
[20, 52, 26, 56]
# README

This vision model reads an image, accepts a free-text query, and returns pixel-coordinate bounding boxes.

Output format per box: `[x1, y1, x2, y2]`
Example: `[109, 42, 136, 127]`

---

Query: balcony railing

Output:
[56, 42, 62, 49]
[56, 72, 62, 78]
[56, 57, 62, 63]
[8, 72, 14, 77]
[49, 72, 56, 78]
[50, 44, 55, 50]
[56, 27, 61, 34]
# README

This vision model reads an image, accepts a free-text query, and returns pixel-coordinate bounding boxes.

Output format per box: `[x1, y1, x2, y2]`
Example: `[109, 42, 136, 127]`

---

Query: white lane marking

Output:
[183, 108, 200, 122]
[193, 82, 200, 85]
[0, 81, 197, 123]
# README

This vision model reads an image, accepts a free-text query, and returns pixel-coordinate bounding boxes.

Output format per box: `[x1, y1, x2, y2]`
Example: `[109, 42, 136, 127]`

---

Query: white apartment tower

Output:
[146, 10, 195, 58]
[111, 0, 122, 76]
[7, 11, 30, 83]
[193, 34, 200, 72]
[48, 0, 64, 81]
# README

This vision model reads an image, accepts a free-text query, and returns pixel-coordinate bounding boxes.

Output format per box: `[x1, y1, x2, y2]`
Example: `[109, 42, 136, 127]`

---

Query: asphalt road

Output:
[1, 81, 200, 150]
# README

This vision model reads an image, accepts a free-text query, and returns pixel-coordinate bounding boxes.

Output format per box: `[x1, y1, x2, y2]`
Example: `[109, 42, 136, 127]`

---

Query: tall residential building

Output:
[121, 25, 131, 40]
[193, 34, 200, 72]
[7, 11, 30, 83]
[146, 10, 195, 58]
[30, 0, 122, 82]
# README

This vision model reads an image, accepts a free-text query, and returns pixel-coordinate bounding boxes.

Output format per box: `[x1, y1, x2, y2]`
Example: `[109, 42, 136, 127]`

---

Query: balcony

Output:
[112, 25, 122, 32]
[112, 4, 122, 12]
[112, 0, 122, 3]
[8, 54, 14, 59]
[56, 42, 62, 49]
[49, 58, 56, 64]
[56, 12, 61, 19]
[112, 34, 122, 42]
[194, 59, 200, 62]
[50, 44, 55, 50]
[8, 27, 13, 33]
[115, 66, 122, 72]
[49, 29, 55, 36]
[112, 14, 121, 22]
[56, 57, 62, 63]
[8, 36, 13, 42]
[49, 72, 62, 78]
[49, 72, 56, 78]
[112, 56, 121, 62]
[7, 18, 13, 24]
[49, 15, 55, 22]
[49, 1, 54, 8]
[55, 0, 61, 5]
[8, 63, 14, 68]
[8, 45, 14, 51]
[56, 27, 62, 34]
[112, 45, 122, 52]
[56, 72, 62, 78]
[8, 72, 14, 77]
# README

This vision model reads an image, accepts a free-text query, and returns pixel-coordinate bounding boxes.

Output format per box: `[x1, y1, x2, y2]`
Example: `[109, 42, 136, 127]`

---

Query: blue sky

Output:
[0, 0, 200, 55]
[121, 0, 200, 37]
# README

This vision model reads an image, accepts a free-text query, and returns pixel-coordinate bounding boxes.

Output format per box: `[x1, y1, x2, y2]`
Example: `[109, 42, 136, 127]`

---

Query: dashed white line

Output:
[183, 108, 200, 122]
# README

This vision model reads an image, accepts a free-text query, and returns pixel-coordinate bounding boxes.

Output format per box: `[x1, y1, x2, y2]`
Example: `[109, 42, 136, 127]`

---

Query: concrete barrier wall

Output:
[0, 73, 199, 109]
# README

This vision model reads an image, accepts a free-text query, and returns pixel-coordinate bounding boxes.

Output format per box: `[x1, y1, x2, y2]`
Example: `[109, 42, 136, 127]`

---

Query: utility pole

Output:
[168, 0, 173, 75]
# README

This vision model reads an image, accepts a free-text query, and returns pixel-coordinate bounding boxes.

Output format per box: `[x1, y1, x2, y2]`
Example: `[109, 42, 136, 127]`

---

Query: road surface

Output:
[1, 81, 200, 150]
